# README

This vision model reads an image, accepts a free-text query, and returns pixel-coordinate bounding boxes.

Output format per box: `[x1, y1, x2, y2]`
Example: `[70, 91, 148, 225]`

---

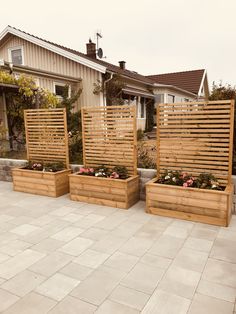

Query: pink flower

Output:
[187, 179, 193, 185]
[183, 182, 188, 187]
[110, 172, 119, 179]
[182, 172, 187, 178]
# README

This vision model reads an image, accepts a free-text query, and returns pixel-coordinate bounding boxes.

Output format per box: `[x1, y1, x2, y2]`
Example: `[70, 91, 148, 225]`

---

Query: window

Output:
[184, 98, 189, 102]
[167, 94, 175, 103]
[140, 97, 145, 118]
[8, 47, 24, 65]
[53, 82, 70, 98]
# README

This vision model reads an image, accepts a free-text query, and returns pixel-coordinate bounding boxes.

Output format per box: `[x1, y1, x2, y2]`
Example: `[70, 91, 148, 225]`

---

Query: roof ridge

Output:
[147, 69, 205, 77]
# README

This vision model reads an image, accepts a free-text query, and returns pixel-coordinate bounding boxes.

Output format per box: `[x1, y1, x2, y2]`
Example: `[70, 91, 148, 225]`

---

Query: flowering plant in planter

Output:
[24, 161, 65, 172]
[78, 165, 129, 180]
[157, 170, 222, 190]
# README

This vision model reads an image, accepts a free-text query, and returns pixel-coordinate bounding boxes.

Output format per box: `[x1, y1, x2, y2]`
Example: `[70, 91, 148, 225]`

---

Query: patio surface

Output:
[0, 181, 236, 314]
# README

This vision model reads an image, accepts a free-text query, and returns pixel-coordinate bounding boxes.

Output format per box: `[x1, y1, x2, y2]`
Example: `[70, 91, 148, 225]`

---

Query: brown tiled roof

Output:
[147, 69, 205, 95]
[8, 26, 153, 85]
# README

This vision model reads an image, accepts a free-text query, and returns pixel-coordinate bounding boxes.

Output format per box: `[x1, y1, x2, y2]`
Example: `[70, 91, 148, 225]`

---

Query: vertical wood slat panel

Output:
[156, 100, 235, 186]
[24, 108, 69, 168]
[82, 106, 137, 176]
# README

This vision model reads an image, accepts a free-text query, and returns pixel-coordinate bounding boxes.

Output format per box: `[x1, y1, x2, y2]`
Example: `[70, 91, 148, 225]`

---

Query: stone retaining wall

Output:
[0, 158, 235, 212]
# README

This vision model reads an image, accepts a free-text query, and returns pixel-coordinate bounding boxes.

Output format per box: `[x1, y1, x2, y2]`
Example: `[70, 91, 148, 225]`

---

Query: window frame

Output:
[8, 46, 24, 65]
[53, 82, 71, 99]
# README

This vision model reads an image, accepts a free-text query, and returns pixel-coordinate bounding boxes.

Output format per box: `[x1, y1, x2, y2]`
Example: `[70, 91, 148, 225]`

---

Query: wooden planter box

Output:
[12, 168, 71, 197]
[146, 178, 233, 226]
[69, 174, 140, 209]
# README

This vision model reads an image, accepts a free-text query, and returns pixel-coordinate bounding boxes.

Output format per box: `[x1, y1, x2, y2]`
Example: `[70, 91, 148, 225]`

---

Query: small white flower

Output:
[165, 175, 170, 180]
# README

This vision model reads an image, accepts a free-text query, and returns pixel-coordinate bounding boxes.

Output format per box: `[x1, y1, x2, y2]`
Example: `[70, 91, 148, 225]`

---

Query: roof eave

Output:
[153, 83, 197, 97]
[0, 26, 106, 74]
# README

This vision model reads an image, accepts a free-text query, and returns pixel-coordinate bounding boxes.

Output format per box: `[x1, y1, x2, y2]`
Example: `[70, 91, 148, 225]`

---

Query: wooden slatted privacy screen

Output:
[82, 106, 137, 176]
[157, 100, 235, 186]
[24, 108, 69, 168]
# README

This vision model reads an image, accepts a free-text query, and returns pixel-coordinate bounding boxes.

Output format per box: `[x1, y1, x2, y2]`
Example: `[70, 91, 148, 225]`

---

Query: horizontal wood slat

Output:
[82, 106, 137, 175]
[157, 100, 235, 186]
[24, 108, 69, 167]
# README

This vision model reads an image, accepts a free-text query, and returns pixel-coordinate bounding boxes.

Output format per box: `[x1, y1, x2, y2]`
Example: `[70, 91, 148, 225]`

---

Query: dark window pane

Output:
[55, 85, 68, 97]
[11, 49, 23, 65]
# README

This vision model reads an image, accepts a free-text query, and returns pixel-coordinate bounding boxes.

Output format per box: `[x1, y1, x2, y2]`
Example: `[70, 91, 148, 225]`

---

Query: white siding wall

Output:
[0, 35, 103, 109]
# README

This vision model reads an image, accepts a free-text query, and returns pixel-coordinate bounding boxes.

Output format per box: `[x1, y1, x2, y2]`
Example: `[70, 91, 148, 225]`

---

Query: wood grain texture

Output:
[69, 174, 139, 209]
[24, 108, 69, 168]
[82, 106, 137, 176]
[146, 100, 235, 226]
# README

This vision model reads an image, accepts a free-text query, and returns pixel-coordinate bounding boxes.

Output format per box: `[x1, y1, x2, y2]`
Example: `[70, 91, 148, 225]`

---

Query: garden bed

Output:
[146, 178, 233, 226]
[12, 167, 71, 197]
[69, 174, 139, 209]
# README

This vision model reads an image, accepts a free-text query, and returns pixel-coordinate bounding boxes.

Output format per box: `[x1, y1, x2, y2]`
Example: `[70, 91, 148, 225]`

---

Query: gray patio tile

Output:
[119, 236, 154, 257]
[0, 215, 15, 223]
[191, 225, 219, 240]
[73, 249, 109, 268]
[32, 238, 65, 254]
[104, 251, 139, 272]
[202, 258, 236, 288]
[74, 213, 106, 229]
[121, 262, 165, 294]
[59, 237, 94, 256]
[94, 212, 129, 230]
[163, 225, 191, 239]
[10, 224, 41, 236]
[59, 262, 94, 281]
[188, 293, 234, 314]
[70, 265, 125, 306]
[0, 249, 45, 279]
[172, 248, 208, 272]
[60, 213, 84, 223]
[148, 235, 184, 259]
[48, 295, 97, 314]
[2, 292, 57, 314]
[111, 221, 143, 238]
[50, 226, 84, 242]
[50, 206, 76, 217]
[142, 289, 190, 314]
[8, 216, 33, 226]
[0, 239, 32, 256]
[35, 273, 80, 301]
[217, 228, 236, 240]
[91, 234, 126, 254]
[197, 279, 236, 303]
[158, 265, 201, 299]
[0, 252, 11, 263]
[183, 236, 213, 253]
[95, 300, 139, 314]
[0, 288, 19, 312]
[210, 238, 236, 263]
[109, 285, 150, 311]
[29, 251, 73, 277]
[140, 253, 172, 270]
[80, 227, 109, 241]
[30, 214, 56, 227]
[1, 270, 46, 297]
[133, 221, 163, 239]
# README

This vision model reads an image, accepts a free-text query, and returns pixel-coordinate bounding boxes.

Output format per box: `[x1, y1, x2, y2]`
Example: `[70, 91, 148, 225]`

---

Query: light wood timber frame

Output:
[69, 105, 139, 209]
[146, 100, 235, 226]
[12, 108, 71, 197]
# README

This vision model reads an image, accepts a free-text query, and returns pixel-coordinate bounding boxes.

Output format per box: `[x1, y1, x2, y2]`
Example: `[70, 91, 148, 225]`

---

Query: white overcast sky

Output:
[1, 0, 235, 88]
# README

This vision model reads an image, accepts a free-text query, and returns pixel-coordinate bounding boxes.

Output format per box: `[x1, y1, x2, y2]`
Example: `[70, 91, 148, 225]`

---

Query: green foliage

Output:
[209, 81, 236, 175]
[112, 165, 129, 179]
[145, 102, 155, 132]
[157, 170, 222, 190]
[25, 161, 65, 172]
[137, 142, 156, 169]
[105, 74, 126, 106]
[56, 85, 83, 163]
[1, 71, 59, 149]
[137, 129, 144, 141]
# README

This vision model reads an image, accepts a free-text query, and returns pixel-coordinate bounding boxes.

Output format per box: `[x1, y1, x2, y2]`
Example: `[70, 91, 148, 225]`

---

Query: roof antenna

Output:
[95, 30, 106, 59]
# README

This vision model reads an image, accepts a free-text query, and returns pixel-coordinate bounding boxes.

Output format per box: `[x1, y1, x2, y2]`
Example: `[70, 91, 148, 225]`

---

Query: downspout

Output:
[103, 72, 113, 106]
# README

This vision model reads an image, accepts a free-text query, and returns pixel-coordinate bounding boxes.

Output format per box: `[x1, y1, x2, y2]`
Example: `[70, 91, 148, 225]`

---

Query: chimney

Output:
[119, 61, 126, 70]
[86, 38, 96, 59]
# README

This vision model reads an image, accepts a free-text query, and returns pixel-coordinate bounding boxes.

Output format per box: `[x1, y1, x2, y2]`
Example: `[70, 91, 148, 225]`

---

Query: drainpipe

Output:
[103, 72, 113, 106]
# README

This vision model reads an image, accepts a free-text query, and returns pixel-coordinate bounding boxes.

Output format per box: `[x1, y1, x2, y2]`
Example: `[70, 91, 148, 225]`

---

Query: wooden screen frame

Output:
[156, 100, 235, 186]
[24, 108, 69, 168]
[82, 105, 137, 176]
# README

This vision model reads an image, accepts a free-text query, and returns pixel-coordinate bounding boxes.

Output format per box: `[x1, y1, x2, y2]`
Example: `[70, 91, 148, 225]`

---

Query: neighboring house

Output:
[0, 26, 209, 135]
[0, 26, 154, 133]
[147, 70, 209, 124]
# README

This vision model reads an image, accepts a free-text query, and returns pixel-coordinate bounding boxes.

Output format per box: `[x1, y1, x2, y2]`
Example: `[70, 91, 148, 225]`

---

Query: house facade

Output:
[0, 26, 209, 135]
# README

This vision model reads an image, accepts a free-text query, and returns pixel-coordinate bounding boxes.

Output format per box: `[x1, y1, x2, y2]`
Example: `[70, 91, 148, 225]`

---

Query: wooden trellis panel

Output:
[82, 106, 137, 176]
[24, 108, 69, 168]
[157, 100, 235, 186]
